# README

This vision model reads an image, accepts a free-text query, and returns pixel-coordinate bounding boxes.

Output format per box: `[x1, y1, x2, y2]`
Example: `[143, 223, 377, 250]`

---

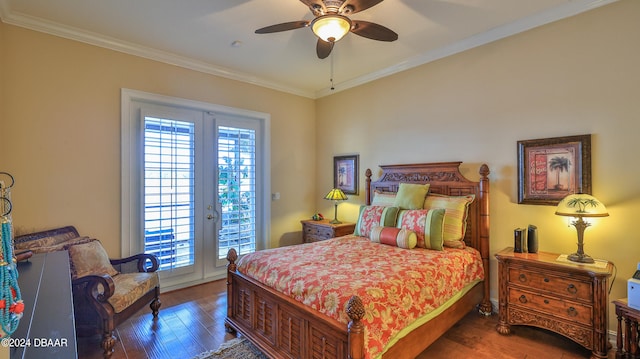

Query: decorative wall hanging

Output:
[333, 155, 359, 195]
[517, 134, 591, 205]
[0, 172, 23, 339]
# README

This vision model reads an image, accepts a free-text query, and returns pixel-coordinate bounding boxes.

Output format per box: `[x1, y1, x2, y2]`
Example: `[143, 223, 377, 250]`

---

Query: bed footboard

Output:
[226, 248, 365, 359]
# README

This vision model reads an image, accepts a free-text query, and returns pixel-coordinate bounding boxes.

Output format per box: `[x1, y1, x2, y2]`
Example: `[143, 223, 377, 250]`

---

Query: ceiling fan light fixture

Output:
[311, 15, 352, 42]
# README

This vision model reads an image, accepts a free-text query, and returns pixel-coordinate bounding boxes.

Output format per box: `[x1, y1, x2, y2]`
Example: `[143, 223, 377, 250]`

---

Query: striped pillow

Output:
[423, 194, 475, 248]
[369, 226, 417, 249]
[396, 208, 446, 250]
[354, 205, 400, 238]
[371, 190, 396, 207]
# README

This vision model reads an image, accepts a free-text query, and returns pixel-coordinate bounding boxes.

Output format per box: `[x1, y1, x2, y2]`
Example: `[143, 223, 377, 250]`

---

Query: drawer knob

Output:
[567, 307, 578, 316]
[518, 274, 527, 282]
[518, 295, 528, 304]
[567, 284, 578, 294]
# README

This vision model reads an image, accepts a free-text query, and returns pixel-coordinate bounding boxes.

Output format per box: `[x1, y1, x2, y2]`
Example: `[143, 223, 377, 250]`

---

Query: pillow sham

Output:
[396, 208, 446, 250]
[371, 190, 396, 207]
[393, 183, 430, 210]
[369, 225, 417, 249]
[423, 193, 475, 248]
[354, 205, 400, 238]
[68, 240, 119, 280]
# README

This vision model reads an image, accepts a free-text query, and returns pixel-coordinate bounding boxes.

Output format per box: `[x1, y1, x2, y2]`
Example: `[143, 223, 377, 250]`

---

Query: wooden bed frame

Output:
[225, 161, 492, 359]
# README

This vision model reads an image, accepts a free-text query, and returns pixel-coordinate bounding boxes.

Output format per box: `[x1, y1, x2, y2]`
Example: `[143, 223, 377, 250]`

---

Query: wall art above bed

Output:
[334, 155, 359, 195]
[517, 134, 591, 205]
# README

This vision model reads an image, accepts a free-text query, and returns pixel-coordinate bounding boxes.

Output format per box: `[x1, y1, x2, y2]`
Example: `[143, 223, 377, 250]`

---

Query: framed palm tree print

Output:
[517, 134, 591, 205]
[333, 155, 358, 195]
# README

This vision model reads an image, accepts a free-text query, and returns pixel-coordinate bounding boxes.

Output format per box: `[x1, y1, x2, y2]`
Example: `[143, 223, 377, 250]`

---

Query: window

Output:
[217, 126, 257, 259]
[143, 118, 195, 270]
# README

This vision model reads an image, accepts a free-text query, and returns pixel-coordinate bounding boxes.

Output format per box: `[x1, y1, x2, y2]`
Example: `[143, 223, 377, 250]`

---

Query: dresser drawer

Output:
[305, 226, 334, 239]
[508, 288, 592, 326]
[508, 267, 592, 302]
[301, 220, 355, 243]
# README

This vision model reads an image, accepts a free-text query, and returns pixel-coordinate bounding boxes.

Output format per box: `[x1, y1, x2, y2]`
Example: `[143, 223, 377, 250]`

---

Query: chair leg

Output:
[101, 331, 116, 358]
[150, 287, 161, 317]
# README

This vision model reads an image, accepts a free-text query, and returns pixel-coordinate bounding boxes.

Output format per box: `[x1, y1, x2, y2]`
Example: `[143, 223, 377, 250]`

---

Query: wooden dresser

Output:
[300, 219, 355, 243]
[495, 247, 613, 359]
[12, 250, 78, 359]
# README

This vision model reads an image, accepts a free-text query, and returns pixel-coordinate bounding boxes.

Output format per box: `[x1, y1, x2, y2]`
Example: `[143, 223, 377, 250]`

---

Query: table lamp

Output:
[555, 193, 608, 263]
[324, 188, 348, 224]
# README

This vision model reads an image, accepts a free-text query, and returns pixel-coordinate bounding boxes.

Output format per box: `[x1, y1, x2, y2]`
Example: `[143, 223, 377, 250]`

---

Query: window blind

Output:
[217, 126, 256, 259]
[144, 117, 195, 270]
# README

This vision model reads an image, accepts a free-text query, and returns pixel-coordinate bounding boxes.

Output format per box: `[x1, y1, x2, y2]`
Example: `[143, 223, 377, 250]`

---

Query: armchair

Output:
[67, 240, 161, 358]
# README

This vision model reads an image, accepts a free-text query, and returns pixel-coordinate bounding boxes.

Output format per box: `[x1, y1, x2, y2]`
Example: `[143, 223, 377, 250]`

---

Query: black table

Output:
[10, 251, 77, 359]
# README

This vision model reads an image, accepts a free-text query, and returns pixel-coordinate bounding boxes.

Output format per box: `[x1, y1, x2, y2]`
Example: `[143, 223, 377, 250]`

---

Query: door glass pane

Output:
[144, 117, 195, 270]
[217, 126, 256, 259]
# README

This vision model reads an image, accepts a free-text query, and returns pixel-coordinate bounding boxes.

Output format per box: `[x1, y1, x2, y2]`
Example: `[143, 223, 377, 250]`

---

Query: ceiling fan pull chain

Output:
[330, 51, 335, 91]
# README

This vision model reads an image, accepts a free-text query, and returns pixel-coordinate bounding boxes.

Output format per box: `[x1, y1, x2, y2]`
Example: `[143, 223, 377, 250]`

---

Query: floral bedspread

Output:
[236, 235, 485, 359]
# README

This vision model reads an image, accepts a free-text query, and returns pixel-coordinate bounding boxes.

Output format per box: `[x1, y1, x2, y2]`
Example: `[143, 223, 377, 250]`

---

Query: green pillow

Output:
[393, 183, 430, 209]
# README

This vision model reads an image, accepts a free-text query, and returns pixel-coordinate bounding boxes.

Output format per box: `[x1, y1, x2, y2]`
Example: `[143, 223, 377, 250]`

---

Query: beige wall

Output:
[0, 22, 316, 256]
[316, 0, 640, 331]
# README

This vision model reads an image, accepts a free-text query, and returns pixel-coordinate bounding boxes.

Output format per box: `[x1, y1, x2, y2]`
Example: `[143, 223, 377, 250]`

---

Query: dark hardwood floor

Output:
[77, 279, 614, 359]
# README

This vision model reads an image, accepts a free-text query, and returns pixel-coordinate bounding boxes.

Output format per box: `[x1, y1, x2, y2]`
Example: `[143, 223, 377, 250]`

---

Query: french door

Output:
[122, 89, 270, 291]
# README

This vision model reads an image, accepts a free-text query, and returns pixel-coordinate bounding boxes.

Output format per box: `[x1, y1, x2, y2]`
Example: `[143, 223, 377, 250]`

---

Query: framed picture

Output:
[517, 134, 591, 205]
[333, 155, 359, 195]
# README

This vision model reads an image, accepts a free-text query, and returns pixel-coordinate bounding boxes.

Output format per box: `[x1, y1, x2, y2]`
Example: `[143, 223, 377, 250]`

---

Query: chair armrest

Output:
[110, 253, 159, 273]
[72, 274, 115, 303]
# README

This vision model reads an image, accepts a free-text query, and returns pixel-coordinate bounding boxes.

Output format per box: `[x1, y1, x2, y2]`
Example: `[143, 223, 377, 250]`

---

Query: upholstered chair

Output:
[67, 240, 161, 358]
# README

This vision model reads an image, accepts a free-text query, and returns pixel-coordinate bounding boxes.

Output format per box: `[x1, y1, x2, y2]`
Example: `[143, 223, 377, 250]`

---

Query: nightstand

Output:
[495, 247, 614, 359]
[300, 219, 355, 243]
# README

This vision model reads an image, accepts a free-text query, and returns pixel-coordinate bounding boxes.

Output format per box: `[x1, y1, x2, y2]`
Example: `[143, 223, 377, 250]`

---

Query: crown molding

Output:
[315, 0, 619, 98]
[0, 2, 315, 99]
[1, 0, 618, 100]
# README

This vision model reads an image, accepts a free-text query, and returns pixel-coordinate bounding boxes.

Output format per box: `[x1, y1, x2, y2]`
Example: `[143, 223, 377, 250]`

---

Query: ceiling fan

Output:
[255, 0, 398, 59]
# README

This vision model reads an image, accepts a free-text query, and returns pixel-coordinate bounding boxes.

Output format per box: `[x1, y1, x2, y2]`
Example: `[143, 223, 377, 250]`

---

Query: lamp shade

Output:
[311, 15, 352, 42]
[324, 188, 348, 201]
[555, 194, 609, 218]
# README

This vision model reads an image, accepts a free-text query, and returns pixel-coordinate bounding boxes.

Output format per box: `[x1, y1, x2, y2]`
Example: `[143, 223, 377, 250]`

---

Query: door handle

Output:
[207, 208, 219, 221]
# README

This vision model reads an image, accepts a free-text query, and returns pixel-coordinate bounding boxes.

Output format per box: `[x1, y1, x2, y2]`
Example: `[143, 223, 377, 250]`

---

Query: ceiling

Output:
[0, 0, 616, 98]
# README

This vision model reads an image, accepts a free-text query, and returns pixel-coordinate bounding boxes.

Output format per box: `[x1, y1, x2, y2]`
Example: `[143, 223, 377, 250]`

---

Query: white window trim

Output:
[121, 88, 271, 259]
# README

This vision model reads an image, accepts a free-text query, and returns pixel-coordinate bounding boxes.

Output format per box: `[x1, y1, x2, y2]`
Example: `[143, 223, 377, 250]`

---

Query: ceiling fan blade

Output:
[340, 0, 384, 14]
[350, 20, 398, 41]
[316, 39, 334, 59]
[255, 21, 309, 34]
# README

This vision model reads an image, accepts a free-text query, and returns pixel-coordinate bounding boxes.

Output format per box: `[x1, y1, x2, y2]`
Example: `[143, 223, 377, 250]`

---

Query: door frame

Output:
[121, 88, 271, 291]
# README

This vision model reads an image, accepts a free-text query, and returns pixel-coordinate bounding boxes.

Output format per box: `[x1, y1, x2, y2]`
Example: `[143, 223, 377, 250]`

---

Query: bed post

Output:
[365, 169, 372, 205]
[225, 248, 238, 333]
[477, 164, 493, 315]
[346, 295, 365, 359]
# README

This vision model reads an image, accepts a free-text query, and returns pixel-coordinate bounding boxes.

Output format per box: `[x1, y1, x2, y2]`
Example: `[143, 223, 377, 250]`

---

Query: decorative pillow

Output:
[396, 208, 446, 250]
[423, 194, 475, 248]
[68, 240, 119, 280]
[369, 225, 417, 249]
[354, 205, 400, 238]
[371, 190, 396, 207]
[393, 183, 430, 209]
